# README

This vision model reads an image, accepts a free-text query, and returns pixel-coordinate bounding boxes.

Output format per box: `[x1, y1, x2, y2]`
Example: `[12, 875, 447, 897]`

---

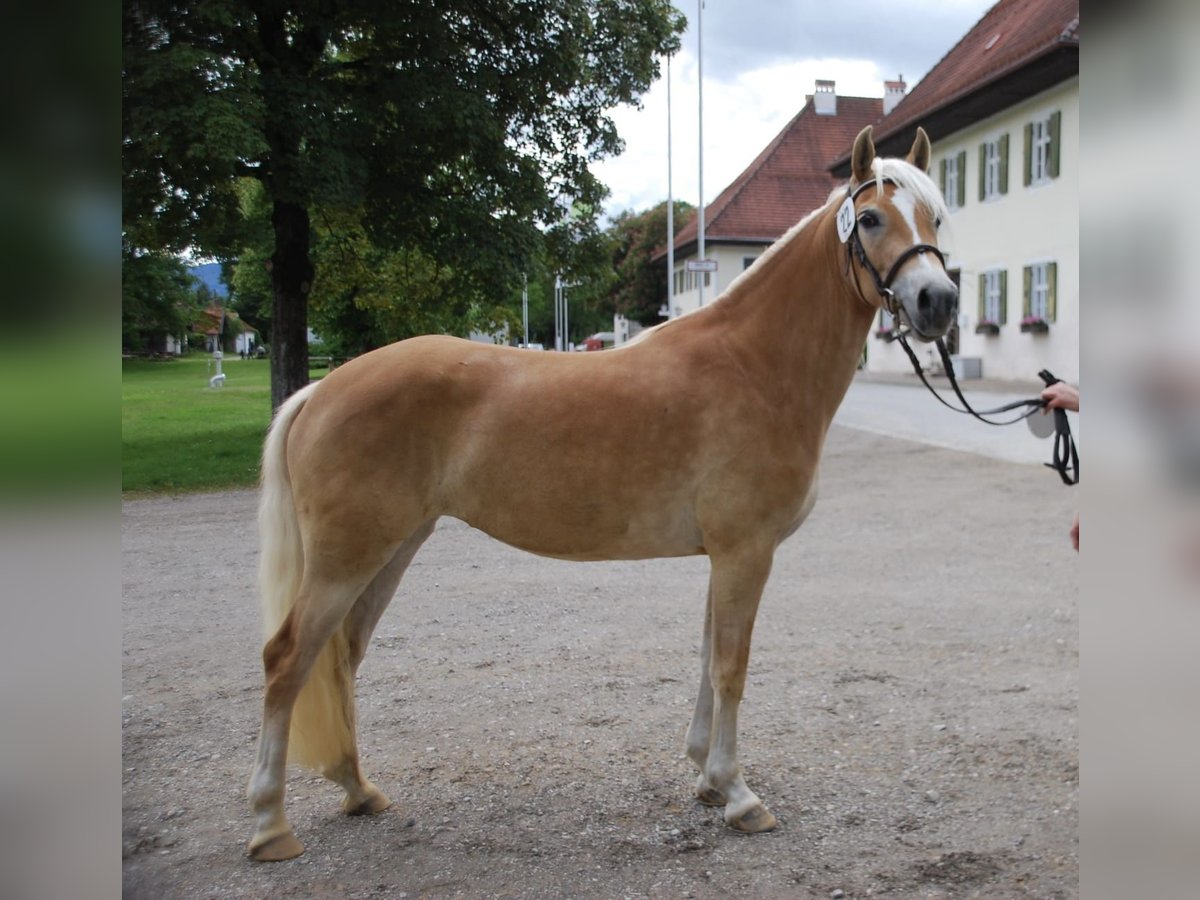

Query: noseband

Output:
[841, 178, 945, 316]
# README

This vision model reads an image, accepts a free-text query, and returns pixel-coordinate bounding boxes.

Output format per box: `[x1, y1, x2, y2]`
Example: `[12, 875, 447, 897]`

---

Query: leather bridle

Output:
[842, 177, 946, 319]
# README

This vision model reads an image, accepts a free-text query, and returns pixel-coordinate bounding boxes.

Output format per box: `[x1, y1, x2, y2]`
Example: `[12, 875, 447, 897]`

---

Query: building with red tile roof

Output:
[669, 94, 882, 255]
[648, 85, 885, 320]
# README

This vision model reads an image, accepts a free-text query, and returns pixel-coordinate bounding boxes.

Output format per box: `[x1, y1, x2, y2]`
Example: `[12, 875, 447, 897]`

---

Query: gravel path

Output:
[122, 425, 1078, 898]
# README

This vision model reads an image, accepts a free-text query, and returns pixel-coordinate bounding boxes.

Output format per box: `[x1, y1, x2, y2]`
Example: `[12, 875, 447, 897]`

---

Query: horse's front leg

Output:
[702, 545, 777, 832]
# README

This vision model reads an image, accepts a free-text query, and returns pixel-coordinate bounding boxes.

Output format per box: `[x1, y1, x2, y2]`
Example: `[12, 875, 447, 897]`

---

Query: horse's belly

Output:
[453, 490, 705, 562]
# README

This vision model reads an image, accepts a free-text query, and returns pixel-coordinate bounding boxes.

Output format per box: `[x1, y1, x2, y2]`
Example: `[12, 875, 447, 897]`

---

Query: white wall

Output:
[668, 242, 769, 318]
[867, 78, 1079, 383]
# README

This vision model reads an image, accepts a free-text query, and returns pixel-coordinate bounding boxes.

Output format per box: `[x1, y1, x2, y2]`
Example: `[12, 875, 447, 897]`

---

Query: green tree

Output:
[606, 200, 694, 324]
[121, 245, 203, 352]
[124, 0, 684, 409]
[230, 181, 525, 356]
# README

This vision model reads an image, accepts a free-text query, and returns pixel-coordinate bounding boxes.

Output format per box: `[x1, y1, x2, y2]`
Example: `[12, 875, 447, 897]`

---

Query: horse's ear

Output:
[851, 126, 875, 184]
[906, 127, 931, 173]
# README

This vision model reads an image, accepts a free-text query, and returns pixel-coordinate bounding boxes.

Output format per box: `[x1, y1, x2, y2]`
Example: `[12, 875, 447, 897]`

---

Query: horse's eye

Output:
[935, 216, 943, 229]
[858, 211, 880, 229]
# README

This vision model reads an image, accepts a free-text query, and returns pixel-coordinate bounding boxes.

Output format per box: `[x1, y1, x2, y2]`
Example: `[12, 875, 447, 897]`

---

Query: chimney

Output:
[883, 75, 907, 116]
[813, 79, 837, 115]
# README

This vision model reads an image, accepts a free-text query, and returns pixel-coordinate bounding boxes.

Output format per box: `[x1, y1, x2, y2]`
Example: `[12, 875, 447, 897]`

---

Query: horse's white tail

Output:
[258, 381, 355, 773]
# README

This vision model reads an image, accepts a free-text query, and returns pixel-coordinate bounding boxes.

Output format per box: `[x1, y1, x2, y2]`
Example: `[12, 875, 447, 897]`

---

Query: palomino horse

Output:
[247, 125, 956, 860]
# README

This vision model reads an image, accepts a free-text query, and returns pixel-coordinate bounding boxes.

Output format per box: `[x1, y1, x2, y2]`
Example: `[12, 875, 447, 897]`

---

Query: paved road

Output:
[835, 377, 1073, 466]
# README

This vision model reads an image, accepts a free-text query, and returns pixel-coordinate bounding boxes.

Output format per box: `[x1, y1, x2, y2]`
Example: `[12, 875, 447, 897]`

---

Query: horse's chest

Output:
[779, 479, 820, 542]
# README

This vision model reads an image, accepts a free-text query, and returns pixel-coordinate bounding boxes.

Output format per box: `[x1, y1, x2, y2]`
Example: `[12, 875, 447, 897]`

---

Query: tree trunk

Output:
[269, 199, 313, 412]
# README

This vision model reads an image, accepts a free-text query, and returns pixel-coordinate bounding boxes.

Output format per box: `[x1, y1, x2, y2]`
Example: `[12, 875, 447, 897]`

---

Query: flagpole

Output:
[666, 53, 674, 321]
[697, 0, 706, 308]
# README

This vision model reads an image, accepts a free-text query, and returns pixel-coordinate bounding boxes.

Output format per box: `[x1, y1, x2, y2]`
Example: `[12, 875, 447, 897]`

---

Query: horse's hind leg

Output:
[247, 568, 380, 861]
[684, 580, 726, 806]
[323, 520, 436, 816]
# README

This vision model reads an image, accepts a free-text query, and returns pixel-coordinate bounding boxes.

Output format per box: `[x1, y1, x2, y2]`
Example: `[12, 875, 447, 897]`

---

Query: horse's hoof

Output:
[247, 829, 305, 862]
[343, 787, 391, 816]
[696, 786, 727, 807]
[727, 803, 778, 834]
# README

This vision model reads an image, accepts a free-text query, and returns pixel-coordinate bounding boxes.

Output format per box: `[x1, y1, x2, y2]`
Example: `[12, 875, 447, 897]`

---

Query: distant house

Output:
[193, 306, 261, 355]
[829, 0, 1079, 382]
[644, 81, 889, 327]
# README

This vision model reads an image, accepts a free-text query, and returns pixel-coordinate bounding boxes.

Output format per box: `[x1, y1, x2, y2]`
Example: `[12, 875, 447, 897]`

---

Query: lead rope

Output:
[891, 330, 1078, 484]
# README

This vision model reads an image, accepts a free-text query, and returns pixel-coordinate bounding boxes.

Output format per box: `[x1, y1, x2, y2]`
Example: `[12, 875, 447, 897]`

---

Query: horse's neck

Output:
[715, 207, 874, 421]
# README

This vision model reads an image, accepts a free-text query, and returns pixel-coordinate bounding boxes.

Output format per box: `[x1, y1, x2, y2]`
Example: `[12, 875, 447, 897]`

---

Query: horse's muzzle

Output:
[907, 284, 958, 341]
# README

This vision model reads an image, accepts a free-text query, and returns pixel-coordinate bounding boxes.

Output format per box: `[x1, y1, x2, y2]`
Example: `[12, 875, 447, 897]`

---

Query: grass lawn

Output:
[122, 356, 324, 494]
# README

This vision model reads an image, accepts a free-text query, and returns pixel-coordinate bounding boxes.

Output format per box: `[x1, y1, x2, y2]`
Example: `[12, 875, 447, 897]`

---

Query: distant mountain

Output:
[188, 262, 229, 298]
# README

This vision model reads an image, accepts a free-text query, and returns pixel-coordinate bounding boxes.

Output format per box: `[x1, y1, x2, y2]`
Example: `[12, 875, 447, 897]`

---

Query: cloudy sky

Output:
[593, 0, 998, 218]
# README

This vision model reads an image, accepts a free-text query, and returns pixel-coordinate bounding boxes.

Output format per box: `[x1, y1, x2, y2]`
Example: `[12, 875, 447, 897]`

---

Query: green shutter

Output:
[978, 143, 987, 201]
[978, 272, 986, 321]
[1047, 261, 1057, 321]
[1023, 266, 1032, 318]
[1000, 269, 1008, 324]
[939, 157, 947, 197]
[1048, 111, 1062, 178]
[957, 151, 967, 207]
[999, 134, 1009, 194]
[1023, 123, 1033, 187]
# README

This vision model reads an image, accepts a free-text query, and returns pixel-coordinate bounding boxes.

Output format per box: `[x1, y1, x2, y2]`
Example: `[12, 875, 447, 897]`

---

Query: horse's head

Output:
[842, 126, 957, 341]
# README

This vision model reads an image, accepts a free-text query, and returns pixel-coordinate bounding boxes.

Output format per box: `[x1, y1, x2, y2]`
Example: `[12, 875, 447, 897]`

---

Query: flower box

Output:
[1020, 317, 1049, 334]
[974, 321, 1000, 336]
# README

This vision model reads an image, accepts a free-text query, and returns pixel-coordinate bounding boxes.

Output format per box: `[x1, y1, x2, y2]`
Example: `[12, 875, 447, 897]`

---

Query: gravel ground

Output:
[122, 425, 1078, 899]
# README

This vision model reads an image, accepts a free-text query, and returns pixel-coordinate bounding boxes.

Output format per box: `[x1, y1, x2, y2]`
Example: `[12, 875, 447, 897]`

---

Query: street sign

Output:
[686, 258, 718, 273]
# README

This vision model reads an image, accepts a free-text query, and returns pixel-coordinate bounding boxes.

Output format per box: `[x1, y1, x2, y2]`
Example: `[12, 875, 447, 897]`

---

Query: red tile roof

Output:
[196, 306, 224, 336]
[832, 0, 1078, 165]
[663, 95, 882, 255]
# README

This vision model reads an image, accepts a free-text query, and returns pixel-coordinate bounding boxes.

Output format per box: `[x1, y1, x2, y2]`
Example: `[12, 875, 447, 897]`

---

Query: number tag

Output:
[836, 196, 856, 243]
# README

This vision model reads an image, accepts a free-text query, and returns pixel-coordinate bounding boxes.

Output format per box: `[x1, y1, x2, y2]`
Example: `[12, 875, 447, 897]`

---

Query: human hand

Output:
[1041, 382, 1079, 413]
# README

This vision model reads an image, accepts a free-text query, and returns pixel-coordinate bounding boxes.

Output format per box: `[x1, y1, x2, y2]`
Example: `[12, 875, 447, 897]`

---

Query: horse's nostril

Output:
[917, 288, 932, 313]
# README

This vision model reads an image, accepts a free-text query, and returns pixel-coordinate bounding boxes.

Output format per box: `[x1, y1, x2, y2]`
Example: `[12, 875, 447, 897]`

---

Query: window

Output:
[939, 150, 966, 209]
[742, 256, 758, 270]
[1023, 261, 1058, 322]
[1024, 111, 1061, 186]
[978, 135, 1009, 201]
[1031, 120, 1051, 183]
[977, 268, 1007, 325]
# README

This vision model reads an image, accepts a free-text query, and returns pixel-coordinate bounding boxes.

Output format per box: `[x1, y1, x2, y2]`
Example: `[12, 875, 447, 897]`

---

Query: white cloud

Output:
[593, 0, 996, 217]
